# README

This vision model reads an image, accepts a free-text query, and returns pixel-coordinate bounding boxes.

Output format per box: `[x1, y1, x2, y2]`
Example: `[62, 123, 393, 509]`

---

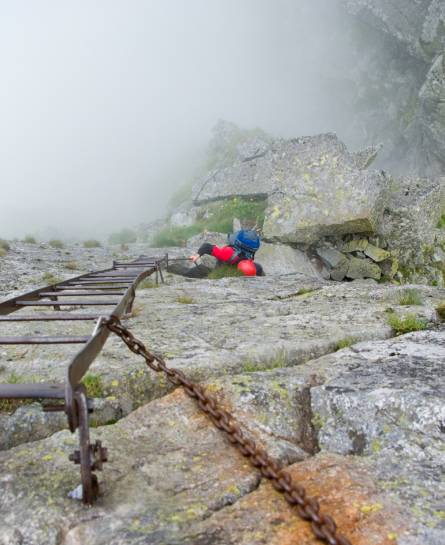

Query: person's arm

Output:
[194, 244, 235, 263]
[197, 242, 215, 256]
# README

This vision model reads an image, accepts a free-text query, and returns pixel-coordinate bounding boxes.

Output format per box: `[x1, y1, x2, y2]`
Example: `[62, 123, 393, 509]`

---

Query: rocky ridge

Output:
[164, 123, 445, 285]
[0, 243, 444, 544]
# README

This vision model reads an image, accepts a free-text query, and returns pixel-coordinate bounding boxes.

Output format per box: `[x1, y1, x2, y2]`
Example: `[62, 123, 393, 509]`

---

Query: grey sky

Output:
[0, 0, 356, 239]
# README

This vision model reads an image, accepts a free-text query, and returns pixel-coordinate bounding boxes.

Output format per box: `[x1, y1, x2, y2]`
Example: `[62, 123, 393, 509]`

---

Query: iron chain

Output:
[105, 315, 352, 545]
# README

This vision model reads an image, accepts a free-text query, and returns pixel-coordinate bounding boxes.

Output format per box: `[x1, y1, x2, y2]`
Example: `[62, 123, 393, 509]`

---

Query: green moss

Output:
[208, 265, 244, 279]
[64, 261, 80, 271]
[398, 288, 423, 306]
[296, 287, 317, 297]
[41, 272, 61, 285]
[436, 302, 445, 320]
[83, 239, 101, 248]
[0, 373, 30, 412]
[49, 239, 64, 249]
[23, 235, 37, 244]
[82, 373, 104, 398]
[371, 439, 382, 454]
[437, 214, 445, 229]
[387, 312, 428, 336]
[137, 278, 159, 289]
[335, 337, 357, 351]
[311, 412, 327, 429]
[0, 248, 6, 258]
[177, 295, 194, 304]
[241, 351, 287, 373]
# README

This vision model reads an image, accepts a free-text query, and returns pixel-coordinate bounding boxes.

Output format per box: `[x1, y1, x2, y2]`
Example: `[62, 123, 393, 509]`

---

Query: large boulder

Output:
[262, 134, 388, 244]
[255, 242, 322, 277]
[377, 176, 445, 265]
[192, 160, 272, 204]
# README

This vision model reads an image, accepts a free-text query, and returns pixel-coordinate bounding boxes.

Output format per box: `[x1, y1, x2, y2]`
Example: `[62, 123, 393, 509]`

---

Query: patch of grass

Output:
[49, 239, 64, 249]
[152, 197, 267, 247]
[398, 288, 423, 306]
[64, 260, 79, 270]
[128, 303, 144, 317]
[23, 235, 37, 244]
[82, 373, 104, 398]
[83, 239, 101, 248]
[335, 337, 357, 351]
[204, 197, 267, 233]
[41, 271, 61, 285]
[437, 214, 445, 229]
[0, 248, 7, 258]
[208, 265, 244, 279]
[138, 278, 159, 289]
[109, 228, 137, 245]
[177, 295, 194, 304]
[242, 351, 287, 373]
[0, 373, 30, 412]
[0, 239, 10, 251]
[436, 302, 445, 320]
[387, 312, 428, 336]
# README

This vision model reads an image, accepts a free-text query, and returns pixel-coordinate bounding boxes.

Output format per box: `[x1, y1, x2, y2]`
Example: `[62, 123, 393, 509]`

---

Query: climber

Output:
[190, 229, 264, 276]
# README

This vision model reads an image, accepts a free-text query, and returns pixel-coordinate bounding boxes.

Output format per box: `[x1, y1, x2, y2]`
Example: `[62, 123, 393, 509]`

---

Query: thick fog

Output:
[0, 0, 358, 240]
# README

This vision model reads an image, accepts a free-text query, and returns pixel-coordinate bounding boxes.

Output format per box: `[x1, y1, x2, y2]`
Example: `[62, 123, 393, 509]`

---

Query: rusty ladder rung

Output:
[55, 285, 130, 291]
[0, 314, 104, 322]
[16, 300, 119, 306]
[0, 336, 91, 344]
[0, 383, 65, 399]
[39, 291, 125, 297]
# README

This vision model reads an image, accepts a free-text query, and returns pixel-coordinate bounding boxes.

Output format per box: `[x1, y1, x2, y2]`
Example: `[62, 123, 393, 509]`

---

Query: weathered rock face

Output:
[377, 176, 445, 284]
[1, 244, 445, 543]
[262, 134, 388, 244]
[416, 54, 445, 174]
[255, 242, 322, 277]
[192, 133, 388, 245]
[310, 330, 445, 543]
[193, 131, 388, 245]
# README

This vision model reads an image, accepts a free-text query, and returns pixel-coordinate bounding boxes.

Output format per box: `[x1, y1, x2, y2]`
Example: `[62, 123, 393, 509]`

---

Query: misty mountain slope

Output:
[340, 0, 445, 175]
[0, 241, 444, 544]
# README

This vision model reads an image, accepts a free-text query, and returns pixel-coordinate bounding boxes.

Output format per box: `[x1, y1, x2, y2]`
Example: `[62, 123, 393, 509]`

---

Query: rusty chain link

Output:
[105, 315, 352, 545]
